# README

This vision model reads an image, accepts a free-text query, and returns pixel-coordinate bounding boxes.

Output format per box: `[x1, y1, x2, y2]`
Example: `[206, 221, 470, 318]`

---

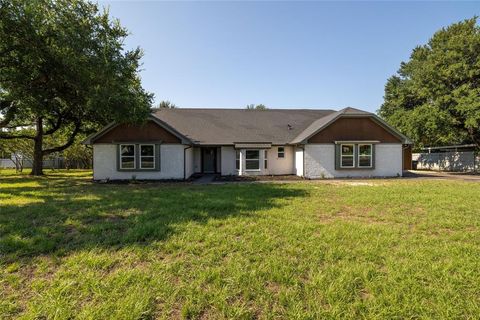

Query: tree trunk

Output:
[31, 116, 44, 176]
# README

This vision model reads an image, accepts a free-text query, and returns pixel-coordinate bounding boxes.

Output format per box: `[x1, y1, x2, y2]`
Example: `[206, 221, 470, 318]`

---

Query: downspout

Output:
[184, 145, 192, 180]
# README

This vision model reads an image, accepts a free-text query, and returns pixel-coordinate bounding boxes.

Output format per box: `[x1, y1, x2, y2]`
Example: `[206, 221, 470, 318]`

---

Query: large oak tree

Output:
[379, 18, 480, 149]
[0, 0, 153, 175]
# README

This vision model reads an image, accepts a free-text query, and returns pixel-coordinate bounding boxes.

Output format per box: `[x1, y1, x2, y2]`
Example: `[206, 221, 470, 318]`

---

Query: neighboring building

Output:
[412, 144, 479, 172]
[83, 107, 412, 180]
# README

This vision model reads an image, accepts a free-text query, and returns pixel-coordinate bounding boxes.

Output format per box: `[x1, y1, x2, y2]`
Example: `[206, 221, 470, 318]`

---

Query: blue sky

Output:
[100, 1, 479, 112]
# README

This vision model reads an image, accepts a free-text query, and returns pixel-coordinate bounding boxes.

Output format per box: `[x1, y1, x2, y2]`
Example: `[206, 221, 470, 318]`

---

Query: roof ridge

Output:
[153, 108, 337, 111]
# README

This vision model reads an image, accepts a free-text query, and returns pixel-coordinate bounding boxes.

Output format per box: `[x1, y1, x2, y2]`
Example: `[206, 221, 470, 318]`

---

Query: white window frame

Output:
[245, 149, 260, 171]
[277, 146, 285, 158]
[139, 144, 155, 169]
[340, 144, 355, 168]
[119, 144, 136, 169]
[358, 144, 373, 168]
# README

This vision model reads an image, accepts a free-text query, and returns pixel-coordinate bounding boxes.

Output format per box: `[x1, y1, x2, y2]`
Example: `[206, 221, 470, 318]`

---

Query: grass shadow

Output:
[0, 171, 307, 262]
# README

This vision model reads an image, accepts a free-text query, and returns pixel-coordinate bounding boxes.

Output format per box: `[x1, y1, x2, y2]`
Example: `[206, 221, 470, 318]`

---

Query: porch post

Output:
[239, 149, 243, 176]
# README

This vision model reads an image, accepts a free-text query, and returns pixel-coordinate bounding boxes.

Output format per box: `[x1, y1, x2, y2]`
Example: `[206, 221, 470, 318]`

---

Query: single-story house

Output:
[83, 107, 412, 180]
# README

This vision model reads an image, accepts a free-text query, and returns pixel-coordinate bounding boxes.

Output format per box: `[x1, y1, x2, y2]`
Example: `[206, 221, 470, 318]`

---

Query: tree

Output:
[0, 0, 153, 175]
[379, 17, 480, 149]
[157, 100, 177, 109]
[246, 104, 267, 110]
[0, 132, 34, 172]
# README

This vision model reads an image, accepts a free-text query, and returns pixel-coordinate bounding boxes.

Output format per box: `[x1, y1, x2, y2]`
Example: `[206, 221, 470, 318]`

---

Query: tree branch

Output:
[0, 101, 17, 128]
[0, 132, 35, 140]
[42, 122, 81, 155]
[44, 116, 63, 135]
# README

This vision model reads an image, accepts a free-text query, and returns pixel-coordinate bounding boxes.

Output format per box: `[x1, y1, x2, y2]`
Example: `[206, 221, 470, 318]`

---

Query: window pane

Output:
[141, 145, 154, 156]
[359, 145, 372, 156]
[121, 157, 135, 169]
[246, 160, 259, 170]
[341, 145, 354, 155]
[246, 150, 259, 160]
[121, 145, 135, 156]
[141, 157, 155, 169]
[359, 156, 371, 167]
[278, 147, 285, 158]
[341, 156, 354, 167]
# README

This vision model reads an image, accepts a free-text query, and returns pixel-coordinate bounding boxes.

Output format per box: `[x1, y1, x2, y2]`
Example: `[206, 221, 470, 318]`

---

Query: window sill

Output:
[118, 169, 160, 172]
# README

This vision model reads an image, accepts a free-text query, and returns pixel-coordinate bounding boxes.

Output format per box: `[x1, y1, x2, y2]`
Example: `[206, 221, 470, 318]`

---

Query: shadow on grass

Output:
[0, 172, 307, 262]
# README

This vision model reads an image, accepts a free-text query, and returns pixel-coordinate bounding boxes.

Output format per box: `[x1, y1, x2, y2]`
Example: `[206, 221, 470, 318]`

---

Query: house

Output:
[83, 107, 412, 180]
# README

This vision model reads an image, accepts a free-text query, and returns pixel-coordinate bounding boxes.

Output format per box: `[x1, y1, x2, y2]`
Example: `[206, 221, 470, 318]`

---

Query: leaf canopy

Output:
[379, 17, 480, 149]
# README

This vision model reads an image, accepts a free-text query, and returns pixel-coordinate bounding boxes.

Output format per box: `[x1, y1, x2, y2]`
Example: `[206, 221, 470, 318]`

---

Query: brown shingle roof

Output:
[152, 108, 336, 145]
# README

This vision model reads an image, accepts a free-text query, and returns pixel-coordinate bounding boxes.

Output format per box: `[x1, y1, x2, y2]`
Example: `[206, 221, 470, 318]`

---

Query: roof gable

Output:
[307, 117, 402, 143]
[291, 108, 411, 144]
[82, 116, 193, 145]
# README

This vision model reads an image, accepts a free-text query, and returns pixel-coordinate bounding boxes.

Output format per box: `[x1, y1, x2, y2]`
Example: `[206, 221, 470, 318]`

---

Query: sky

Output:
[100, 1, 479, 113]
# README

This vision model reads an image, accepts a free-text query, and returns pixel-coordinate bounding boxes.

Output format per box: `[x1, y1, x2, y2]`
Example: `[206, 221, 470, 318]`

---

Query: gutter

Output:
[183, 145, 192, 180]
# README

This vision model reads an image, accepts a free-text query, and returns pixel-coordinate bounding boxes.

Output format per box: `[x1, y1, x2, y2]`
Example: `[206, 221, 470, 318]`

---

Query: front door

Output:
[202, 148, 216, 173]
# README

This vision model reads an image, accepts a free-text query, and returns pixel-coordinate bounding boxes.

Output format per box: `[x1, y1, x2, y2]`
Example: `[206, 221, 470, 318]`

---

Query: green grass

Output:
[1, 169, 479, 319]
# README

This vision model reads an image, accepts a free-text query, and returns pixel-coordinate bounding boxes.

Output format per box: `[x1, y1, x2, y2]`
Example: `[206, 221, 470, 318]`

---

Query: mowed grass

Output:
[1, 170, 479, 319]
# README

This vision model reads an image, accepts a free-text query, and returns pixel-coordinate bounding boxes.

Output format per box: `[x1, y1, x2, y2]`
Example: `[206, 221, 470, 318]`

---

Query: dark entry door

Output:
[202, 148, 216, 173]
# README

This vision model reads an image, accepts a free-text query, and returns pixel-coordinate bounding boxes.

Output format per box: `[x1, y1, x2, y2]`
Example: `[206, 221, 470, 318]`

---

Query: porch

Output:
[190, 145, 296, 177]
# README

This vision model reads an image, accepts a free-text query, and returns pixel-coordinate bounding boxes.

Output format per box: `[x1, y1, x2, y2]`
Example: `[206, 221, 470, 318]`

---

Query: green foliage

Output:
[0, 0, 153, 173]
[246, 104, 268, 110]
[379, 17, 480, 149]
[157, 100, 177, 109]
[1, 171, 480, 318]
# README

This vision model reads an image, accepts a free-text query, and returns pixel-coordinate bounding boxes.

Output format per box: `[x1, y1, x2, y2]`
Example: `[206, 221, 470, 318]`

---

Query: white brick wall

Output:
[93, 144, 185, 180]
[304, 144, 403, 178]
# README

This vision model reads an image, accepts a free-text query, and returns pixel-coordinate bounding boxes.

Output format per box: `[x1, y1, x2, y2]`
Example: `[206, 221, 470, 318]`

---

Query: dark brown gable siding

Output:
[93, 121, 181, 144]
[307, 117, 402, 143]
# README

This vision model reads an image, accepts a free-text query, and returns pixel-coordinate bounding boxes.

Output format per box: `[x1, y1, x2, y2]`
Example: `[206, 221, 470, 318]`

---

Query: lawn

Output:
[1, 170, 479, 319]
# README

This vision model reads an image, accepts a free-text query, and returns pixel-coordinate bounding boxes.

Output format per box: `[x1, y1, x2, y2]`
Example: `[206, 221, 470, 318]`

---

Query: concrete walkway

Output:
[192, 174, 217, 185]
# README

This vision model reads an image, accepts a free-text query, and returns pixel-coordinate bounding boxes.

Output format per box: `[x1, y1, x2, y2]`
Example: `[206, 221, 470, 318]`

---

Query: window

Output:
[245, 150, 260, 170]
[236, 150, 240, 170]
[358, 144, 372, 168]
[120, 144, 135, 169]
[264, 150, 268, 169]
[140, 144, 155, 169]
[340, 144, 355, 168]
[278, 147, 285, 158]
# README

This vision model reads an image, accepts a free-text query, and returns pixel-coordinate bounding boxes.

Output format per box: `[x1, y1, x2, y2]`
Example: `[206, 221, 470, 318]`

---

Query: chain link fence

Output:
[0, 158, 92, 170]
